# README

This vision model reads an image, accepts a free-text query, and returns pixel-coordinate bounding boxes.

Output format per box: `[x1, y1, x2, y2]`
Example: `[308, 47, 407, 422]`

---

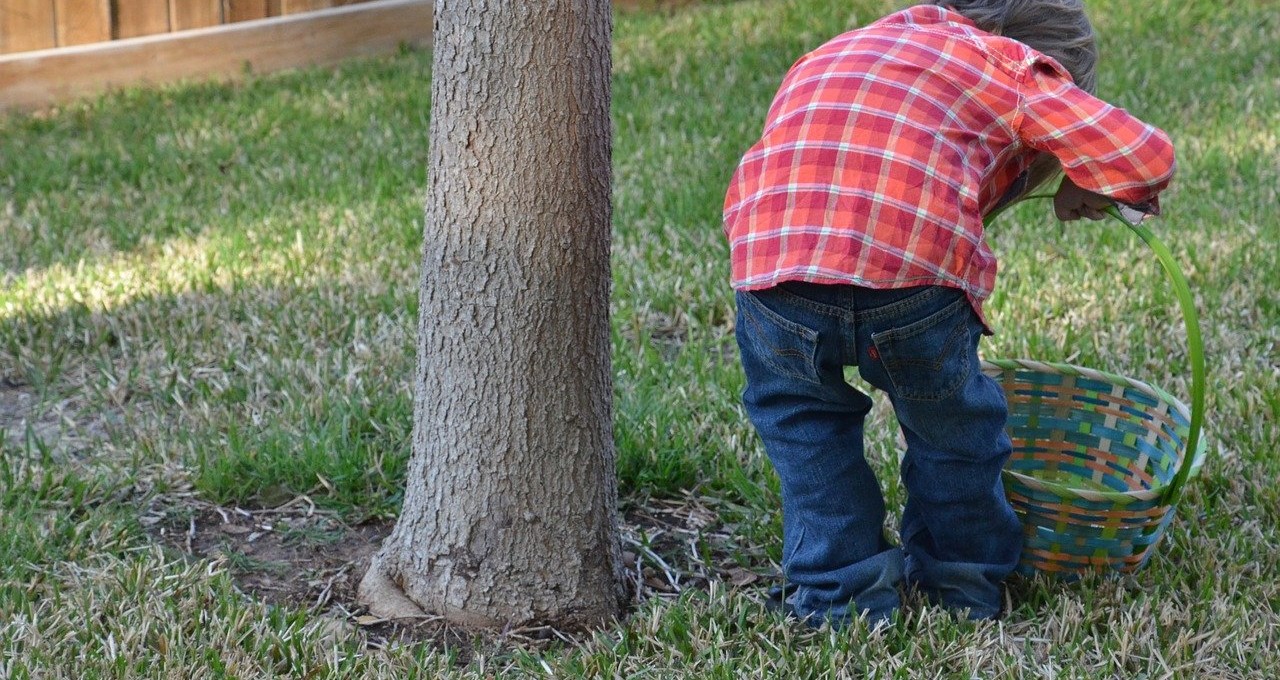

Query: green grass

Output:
[2, 0, 1278, 676]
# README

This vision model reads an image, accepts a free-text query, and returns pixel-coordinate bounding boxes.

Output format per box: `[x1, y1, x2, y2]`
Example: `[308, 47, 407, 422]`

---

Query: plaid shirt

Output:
[723, 5, 1175, 329]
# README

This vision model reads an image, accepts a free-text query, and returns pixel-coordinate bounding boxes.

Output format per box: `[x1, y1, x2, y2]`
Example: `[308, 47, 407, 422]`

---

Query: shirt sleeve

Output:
[1015, 60, 1176, 213]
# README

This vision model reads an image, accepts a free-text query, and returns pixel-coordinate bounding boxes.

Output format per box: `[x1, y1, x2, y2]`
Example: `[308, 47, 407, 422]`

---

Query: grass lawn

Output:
[2, 0, 1277, 676]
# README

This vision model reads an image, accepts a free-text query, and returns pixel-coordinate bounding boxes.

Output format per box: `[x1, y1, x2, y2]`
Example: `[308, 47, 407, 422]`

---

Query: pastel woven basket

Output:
[987, 206, 1207, 577]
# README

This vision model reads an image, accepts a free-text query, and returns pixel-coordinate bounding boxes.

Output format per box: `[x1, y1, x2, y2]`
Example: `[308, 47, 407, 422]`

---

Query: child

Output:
[723, 0, 1175, 626]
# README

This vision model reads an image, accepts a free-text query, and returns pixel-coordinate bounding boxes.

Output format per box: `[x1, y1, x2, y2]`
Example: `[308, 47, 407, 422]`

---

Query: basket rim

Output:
[984, 357, 1208, 504]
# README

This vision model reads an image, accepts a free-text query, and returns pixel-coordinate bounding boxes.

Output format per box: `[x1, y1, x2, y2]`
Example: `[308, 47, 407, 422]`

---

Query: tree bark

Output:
[358, 0, 625, 630]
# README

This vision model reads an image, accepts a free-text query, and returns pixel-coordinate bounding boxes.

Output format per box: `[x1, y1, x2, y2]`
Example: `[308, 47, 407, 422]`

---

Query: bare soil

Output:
[144, 490, 774, 655]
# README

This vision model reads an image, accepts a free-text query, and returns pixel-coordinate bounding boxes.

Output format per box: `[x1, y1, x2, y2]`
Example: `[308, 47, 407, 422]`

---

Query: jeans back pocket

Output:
[736, 290, 822, 385]
[870, 296, 977, 402]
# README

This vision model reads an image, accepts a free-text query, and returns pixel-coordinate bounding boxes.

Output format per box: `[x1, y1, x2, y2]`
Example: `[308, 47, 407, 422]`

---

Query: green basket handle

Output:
[985, 199, 1206, 505]
[1103, 205, 1205, 505]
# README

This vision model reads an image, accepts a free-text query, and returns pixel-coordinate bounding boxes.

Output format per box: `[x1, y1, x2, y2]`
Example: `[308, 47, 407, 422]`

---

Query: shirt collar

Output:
[874, 4, 983, 33]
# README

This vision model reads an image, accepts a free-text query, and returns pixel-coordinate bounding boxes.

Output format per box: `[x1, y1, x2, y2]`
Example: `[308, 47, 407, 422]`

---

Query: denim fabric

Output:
[735, 282, 1022, 625]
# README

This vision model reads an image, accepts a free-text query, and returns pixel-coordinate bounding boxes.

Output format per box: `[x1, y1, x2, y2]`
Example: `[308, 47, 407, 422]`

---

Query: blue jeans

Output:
[735, 282, 1022, 625]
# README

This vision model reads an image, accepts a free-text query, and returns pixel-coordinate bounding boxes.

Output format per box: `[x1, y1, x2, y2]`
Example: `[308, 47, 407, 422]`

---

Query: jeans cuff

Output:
[785, 547, 904, 627]
[904, 551, 1008, 620]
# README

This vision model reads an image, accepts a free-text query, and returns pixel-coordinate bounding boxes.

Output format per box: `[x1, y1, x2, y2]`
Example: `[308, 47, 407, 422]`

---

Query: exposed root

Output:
[357, 553, 431, 621]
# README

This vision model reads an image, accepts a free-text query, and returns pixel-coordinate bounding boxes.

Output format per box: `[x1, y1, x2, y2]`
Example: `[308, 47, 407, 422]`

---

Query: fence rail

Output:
[0, 0, 374, 55]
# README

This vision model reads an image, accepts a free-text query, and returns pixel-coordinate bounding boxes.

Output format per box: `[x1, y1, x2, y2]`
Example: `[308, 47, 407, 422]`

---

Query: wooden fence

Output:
[0, 0, 431, 110]
[0, 1, 377, 55]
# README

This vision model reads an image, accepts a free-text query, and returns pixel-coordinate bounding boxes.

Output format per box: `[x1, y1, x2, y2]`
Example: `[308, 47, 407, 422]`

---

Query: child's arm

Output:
[1016, 62, 1175, 216]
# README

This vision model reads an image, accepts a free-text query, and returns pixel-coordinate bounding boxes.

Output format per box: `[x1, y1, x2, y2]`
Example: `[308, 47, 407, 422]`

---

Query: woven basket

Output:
[988, 207, 1207, 577]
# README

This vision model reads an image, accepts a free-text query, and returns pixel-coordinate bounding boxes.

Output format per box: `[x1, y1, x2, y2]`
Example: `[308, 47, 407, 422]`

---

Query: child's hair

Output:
[930, 0, 1098, 94]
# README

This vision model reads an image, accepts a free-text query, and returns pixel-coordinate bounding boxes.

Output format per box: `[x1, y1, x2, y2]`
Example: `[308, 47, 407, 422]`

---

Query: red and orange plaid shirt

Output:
[723, 5, 1176, 329]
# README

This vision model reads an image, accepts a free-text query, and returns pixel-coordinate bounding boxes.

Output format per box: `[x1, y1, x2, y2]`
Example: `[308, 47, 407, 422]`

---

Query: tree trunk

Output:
[358, 0, 625, 630]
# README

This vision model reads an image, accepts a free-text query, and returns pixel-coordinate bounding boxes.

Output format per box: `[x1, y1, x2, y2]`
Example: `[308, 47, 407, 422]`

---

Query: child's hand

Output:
[1054, 176, 1112, 221]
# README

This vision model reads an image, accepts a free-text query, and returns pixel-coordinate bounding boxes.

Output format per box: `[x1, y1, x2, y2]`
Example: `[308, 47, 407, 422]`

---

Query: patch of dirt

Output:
[145, 497, 389, 616]
[143, 491, 776, 654]
[143, 495, 465, 653]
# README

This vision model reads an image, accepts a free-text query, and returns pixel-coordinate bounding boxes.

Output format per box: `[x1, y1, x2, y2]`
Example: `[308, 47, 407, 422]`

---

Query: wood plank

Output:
[170, 0, 223, 31]
[1, 0, 432, 110]
[55, 0, 111, 47]
[1, 0, 57, 54]
[280, 0, 337, 14]
[225, 0, 269, 22]
[115, 0, 171, 39]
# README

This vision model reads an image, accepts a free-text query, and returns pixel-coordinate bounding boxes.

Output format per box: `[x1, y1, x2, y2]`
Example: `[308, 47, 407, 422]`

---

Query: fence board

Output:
[171, 0, 223, 31]
[115, 0, 171, 39]
[55, 0, 112, 47]
[280, 0, 336, 14]
[1, 1, 57, 54]
[225, 0, 270, 22]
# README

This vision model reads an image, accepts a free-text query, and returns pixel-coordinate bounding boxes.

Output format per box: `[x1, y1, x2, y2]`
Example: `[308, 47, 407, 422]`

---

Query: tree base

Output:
[358, 552, 516, 629]
[356, 554, 429, 621]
